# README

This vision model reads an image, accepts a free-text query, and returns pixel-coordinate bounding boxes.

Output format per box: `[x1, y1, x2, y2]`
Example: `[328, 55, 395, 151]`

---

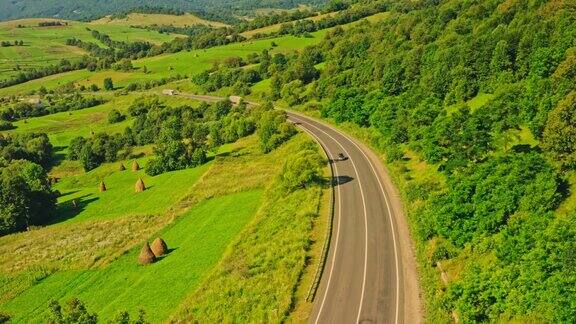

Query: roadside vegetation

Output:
[172, 135, 325, 322]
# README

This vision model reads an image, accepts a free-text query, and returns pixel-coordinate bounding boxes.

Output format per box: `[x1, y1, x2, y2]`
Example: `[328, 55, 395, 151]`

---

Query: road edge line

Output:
[297, 124, 337, 304]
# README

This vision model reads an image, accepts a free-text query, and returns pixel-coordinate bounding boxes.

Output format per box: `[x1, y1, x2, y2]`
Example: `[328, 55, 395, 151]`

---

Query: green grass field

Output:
[0, 18, 179, 80]
[6, 93, 202, 147]
[0, 133, 327, 322]
[54, 160, 211, 224]
[0, 31, 324, 97]
[90, 13, 229, 28]
[1, 190, 263, 323]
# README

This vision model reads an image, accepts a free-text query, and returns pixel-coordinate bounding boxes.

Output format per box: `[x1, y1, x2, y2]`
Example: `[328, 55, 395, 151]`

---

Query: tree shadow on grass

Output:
[48, 194, 99, 225]
[216, 147, 249, 158]
[56, 190, 81, 199]
[49, 146, 68, 170]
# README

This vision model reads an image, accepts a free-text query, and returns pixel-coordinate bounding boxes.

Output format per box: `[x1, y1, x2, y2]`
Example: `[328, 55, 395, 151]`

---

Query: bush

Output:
[257, 110, 297, 153]
[385, 144, 404, 163]
[0, 312, 10, 323]
[279, 149, 324, 192]
[0, 120, 14, 130]
[47, 298, 97, 324]
[103, 77, 114, 91]
[108, 109, 126, 124]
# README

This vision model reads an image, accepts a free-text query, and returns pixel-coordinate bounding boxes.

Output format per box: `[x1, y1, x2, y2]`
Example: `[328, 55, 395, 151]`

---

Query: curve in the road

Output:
[289, 112, 408, 324]
[168, 91, 419, 322]
[298, 117, 372, 324]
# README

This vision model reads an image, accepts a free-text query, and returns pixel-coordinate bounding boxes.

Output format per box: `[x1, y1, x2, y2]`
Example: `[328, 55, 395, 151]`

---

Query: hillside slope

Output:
[0, 0, 326, 21]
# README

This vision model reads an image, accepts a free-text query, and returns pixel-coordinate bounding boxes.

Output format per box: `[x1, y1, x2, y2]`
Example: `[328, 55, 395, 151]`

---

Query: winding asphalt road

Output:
[288, 112, 418, 324]
[170, 92, 420, 323]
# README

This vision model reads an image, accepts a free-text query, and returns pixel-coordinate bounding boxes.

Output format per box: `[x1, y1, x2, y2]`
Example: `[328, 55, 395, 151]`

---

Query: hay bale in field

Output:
[119, 163, 126, 171]
[138, 242, 156, 265]
[132, 160, 140, 171]
[135, 177, 146, 193]
[99, 181, 107, 192]
[151, 237, 168, 257]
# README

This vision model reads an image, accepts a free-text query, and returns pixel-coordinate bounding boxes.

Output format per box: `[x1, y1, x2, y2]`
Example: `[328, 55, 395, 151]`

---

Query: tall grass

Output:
[172, 137, 326, 322]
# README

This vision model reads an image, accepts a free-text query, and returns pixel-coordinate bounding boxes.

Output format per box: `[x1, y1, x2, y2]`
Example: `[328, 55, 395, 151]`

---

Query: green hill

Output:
[0, 0, 326, 21]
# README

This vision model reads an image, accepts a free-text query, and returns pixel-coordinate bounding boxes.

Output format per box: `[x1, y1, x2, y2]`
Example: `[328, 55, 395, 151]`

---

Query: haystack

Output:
[99, 181, 107, 192]
[132, 161, 140, 171]
[138, 242, 156, 265]
[119, 163, 126, 171]
[151, 237, 168, 257]
[135, 178, 146, 193]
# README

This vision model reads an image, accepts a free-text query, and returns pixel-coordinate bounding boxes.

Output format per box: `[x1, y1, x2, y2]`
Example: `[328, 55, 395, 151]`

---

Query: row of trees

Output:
[66, 96, 294, 175]
[0, 40, 24, 47]
[0, 93, 106, 121]
[253, 1, 387, 38]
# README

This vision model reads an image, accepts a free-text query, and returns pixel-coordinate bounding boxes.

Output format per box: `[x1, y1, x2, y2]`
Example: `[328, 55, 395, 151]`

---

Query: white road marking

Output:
[319, 121, 401, 324]
[292, 125, 344, 324]
[291, 116, 370, 324]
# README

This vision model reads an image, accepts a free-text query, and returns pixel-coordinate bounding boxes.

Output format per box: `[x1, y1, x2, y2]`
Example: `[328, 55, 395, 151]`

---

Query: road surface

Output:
[288, 112, 420, 324]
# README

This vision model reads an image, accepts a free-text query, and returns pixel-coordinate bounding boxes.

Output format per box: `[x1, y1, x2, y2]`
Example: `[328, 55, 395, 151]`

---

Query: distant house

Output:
[229, 95, 242, 105]
[162, 89, 176, 96]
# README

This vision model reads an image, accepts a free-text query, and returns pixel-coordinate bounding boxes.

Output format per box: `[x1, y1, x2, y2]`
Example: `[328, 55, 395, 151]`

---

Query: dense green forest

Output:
[0, 0, 326, 22]
[201, 0, 576, 321]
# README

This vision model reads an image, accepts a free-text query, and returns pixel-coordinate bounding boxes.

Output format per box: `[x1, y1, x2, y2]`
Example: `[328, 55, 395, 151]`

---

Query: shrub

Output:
[0, 312, 11, 323]
[385, 144, 404, 163]
[108, 109, 126, 124]
[0, 120, 14, 130]
[103, 77, 114, 91]
[47, 298, 97, 324]
[279, 149, 324, 192]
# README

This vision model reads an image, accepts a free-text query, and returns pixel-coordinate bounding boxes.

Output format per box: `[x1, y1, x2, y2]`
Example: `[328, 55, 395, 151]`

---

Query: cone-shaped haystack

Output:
[135, 177, 146, 193]
[151, 237, 168, 257]
[119, 163, 126, 171]
[138, 242, 156, 265]
[99, 181, 107, 192]
[132, 160, 140, 171]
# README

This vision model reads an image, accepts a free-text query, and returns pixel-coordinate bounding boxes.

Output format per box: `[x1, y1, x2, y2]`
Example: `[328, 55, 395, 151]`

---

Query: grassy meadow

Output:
[1, 191, 263, 323]
[90, 13, 229, 28]
[0, 30, 323, 97]
[0, 18, 179, 80]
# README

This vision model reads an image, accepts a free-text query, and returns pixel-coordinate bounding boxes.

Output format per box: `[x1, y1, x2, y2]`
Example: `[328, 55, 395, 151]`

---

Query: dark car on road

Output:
[338, 153, 348, 161]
